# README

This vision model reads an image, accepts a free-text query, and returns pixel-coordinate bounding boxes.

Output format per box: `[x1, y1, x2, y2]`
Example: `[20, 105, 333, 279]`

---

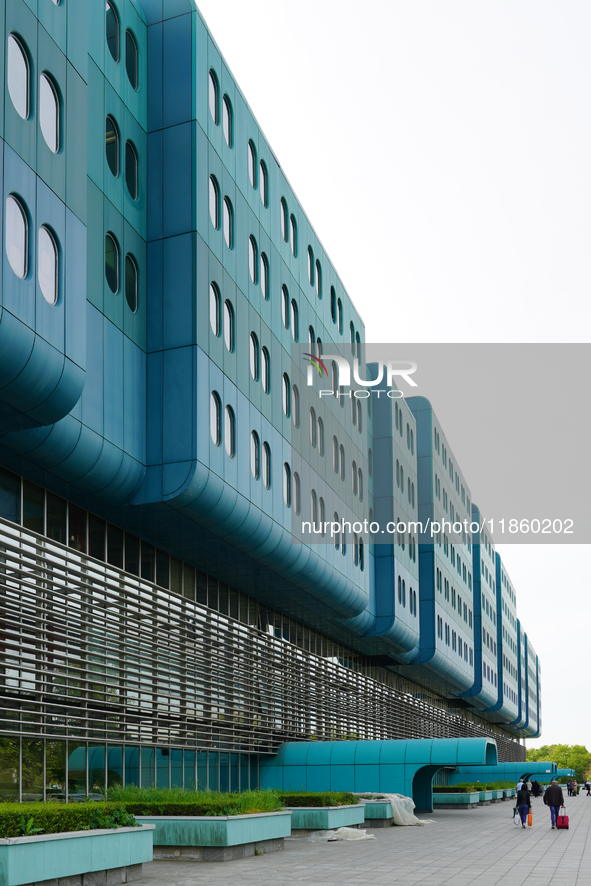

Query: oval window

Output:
[222, 95, 233, 147]
[280, 198, 288, 242]
[223, 197, 233, 248]
[307, 246, 314, 285]
[125, 141, 138, 200]
[290, 299, 298, 342]
[223, 300, 234, 352]
[281, 285, 289, 329]
[39, 74, 59, 153]
[106, 116, 119, 177]
[106, 1, 120, 63]
[105, 232, 119, 293]
[282, 373, 290, 417]
[261, 347, 270, 393]
[251, 431, 260, 479]
[309, 407, 317, 448]
[7, 35, 29, 120]
[283, 463, 291, 508]
[208, 69, 219, 124]
[249, 332, 259, 381]
[289, 214, 297, 256]
[209, 175, 219, 229]
[291, 384, 300, 428]
[248, 235, 258, 284]
[209, 282, 220, 335]
[294, 472, 301, 515]
[315, 260, 322, 299]
[38, 226, 58, 305]
[260, 161, 268, 207]
[125, 253, 138, 313]
[311, 490, 318, 527]
[248, 140, 257, 188]
[262, 442, 271, 489]
[260, 252, 269, 299]
[224, 406, 235, 458]
[125, 30, 139, 90]
[210, 392, 221, 446]
[5, 195, 28, 279]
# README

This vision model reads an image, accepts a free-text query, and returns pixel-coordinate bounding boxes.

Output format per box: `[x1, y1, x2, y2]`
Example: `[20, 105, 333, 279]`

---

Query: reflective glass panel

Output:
[126, 30, 139, 89]
[38, 226, 58, 305]
[7, 35, 29, 119]
[223, 95, 233, 146]
[39, 74, 59, 153]
[125, 141, 138, 199]
[105, 233, 119, 293]
[5, 196, 28, 279]
[125, 254, 138, 312]
[106, 116, 119, 176]
[106, 2, 120, 62]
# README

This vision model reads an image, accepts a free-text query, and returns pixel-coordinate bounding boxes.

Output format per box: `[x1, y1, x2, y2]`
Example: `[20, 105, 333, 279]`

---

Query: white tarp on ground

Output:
[359, 793, 435, 826]
[310, 827, 376, 842]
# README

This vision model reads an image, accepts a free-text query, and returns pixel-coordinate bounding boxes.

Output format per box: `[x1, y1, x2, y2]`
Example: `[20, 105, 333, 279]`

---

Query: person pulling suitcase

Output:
[543, 779, 565, 829]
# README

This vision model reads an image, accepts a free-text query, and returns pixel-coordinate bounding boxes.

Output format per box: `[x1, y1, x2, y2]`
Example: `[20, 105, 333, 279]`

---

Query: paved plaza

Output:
[133, 794, 591, 886]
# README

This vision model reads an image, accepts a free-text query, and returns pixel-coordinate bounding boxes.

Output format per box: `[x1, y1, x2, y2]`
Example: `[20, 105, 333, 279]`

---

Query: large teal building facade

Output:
[0, 0, 540, 801]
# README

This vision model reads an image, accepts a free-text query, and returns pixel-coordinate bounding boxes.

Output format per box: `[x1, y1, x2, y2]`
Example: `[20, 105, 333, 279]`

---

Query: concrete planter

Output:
[286, 804, 365, 833]
[361, 800, 394, 828]
[135, 812, 291, 862]
[504, 789, 516, 799]
[0, 824, 155, 886]
[478, 790, 493, 805]
[433, 792, 480, 810]
[490, 790, 504, 803]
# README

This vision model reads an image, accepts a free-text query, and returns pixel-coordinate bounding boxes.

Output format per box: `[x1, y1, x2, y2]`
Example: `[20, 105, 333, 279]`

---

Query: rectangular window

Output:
[47, 493, 67, 545]
[68, 504, 87, 553]
[23, 480, 44, 534]
[0, 468, 20, 523]
[89, 516, 106, 560]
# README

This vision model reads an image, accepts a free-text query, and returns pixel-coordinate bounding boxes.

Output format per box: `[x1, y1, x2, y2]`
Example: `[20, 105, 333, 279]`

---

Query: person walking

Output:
[543, 779, 565, 829]
[585, 779, 590, 796]
[567, 780, 573, 797]
[516, 779, 524, 791]
[516, 783, 532, 829]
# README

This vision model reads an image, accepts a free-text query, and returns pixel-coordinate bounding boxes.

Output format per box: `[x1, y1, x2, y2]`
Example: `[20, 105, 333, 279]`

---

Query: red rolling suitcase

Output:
[556, 806, 569, 829]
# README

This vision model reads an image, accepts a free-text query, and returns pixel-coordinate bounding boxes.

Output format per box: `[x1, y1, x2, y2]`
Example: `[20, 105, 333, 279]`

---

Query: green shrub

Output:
[106, 786, 283, 817]
[0, 803, 139, 838]
[442, 781, 515, 793]
[278, 791, 358, 807]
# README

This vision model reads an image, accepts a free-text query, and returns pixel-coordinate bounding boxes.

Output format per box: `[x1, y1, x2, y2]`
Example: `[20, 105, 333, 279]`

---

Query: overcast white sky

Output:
[195, 0, 591, 748]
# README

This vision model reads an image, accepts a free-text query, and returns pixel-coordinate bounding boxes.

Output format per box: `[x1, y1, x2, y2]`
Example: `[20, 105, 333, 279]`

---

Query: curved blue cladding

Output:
[147, 454, 369, 619]
[449, 762, 556, 784]
[458, 504, 498, 709]
[404, 397, 478, 697]
[0, 145, 86, 434]
[260, 738, 498, 810]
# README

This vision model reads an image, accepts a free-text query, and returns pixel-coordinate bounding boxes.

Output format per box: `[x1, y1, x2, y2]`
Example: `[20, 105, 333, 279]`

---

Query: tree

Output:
[527, 744, 591, 782]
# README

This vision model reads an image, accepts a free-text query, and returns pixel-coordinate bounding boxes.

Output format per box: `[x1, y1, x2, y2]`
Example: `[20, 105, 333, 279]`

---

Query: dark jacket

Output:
[544, 784, 564, 806]
[516, 788, 531, 808]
